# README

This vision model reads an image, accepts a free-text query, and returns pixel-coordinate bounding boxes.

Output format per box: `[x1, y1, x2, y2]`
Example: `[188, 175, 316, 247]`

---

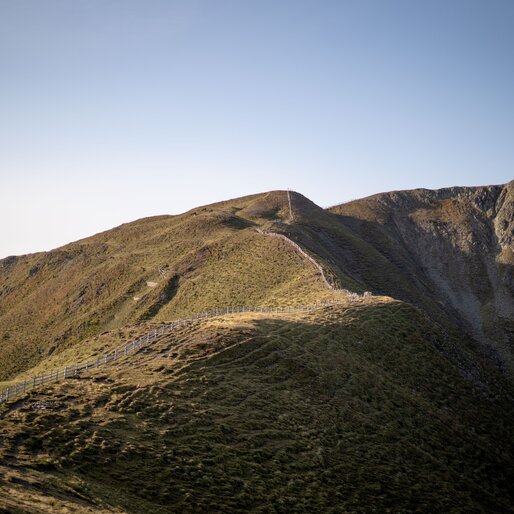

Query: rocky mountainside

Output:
[328, 181, 513, 376]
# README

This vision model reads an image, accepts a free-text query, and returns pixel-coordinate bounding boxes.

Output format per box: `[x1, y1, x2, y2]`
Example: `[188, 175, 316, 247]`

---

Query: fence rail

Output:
[1, 227, 373, 405]
[256, 228, 372, 298]
[0, 298, 372, 405]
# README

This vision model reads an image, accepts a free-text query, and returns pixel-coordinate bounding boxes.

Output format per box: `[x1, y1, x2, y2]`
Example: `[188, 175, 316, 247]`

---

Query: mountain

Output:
[0, 192, 330, 381]
[0, 184, 513, 513]
[329, 182, 514, 375]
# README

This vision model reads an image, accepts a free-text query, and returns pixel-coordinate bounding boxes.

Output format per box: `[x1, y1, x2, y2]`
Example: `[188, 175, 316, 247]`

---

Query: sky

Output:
[1, 0, 513, 258]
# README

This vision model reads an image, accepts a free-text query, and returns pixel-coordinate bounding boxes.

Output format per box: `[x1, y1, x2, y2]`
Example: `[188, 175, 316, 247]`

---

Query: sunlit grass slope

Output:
[1, 299, 513, 513]
[2, 184, 511, 384]
[0, 191, 336, 381]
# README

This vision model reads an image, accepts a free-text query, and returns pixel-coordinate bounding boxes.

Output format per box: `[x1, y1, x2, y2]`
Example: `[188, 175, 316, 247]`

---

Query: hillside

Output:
[0, 192, 335, 381]
[0, 184, 513, 513]
[1, 300, 513, 513]
[328, 181, 513, 376]
[2, 185, 512, 382]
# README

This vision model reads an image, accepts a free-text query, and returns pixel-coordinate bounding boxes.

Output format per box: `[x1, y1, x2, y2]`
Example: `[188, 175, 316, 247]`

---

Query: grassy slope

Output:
[2, 186, 510, 382]
[0, 192, 334, 381]
[0, 187, 513, 513]
[0, 300, 513, 513]
[259, 192, 461, 327]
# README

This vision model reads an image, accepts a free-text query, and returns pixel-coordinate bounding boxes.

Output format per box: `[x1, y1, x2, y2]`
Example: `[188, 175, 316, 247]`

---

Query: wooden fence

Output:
[0, 298, 371, 405]
[256, 228, 373, 299]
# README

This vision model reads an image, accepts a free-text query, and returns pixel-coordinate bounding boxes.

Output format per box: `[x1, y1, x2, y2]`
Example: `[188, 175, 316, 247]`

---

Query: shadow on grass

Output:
[4, 305, 512, 513]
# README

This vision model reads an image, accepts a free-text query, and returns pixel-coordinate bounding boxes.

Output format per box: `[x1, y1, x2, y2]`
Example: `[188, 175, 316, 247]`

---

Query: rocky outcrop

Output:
[330, 181, 513, 375]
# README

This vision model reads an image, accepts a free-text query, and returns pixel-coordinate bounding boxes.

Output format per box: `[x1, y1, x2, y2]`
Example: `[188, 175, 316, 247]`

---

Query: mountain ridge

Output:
[0, 182, 513, 513]
[1, 184, 512, 381]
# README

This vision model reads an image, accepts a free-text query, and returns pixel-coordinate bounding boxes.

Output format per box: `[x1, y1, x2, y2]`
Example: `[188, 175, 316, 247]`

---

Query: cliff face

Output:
[330, 181, 513, 373]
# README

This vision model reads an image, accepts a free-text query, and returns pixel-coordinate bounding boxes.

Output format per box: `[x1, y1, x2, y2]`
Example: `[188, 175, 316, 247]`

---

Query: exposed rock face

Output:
[330, 181, 513, 374]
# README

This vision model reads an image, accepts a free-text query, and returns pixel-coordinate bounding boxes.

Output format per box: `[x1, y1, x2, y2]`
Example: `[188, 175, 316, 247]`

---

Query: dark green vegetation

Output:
[0, 184, 513, 513]
[1, 302, 513, 513]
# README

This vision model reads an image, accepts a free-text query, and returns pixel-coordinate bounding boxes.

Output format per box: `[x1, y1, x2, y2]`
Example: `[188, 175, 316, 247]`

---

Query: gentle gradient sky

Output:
[1, 0, 513, 257]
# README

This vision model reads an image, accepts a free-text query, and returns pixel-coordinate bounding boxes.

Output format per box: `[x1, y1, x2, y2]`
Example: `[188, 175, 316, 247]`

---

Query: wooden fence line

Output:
[255, 229, 371, 297]
[0, 299, 375, 405]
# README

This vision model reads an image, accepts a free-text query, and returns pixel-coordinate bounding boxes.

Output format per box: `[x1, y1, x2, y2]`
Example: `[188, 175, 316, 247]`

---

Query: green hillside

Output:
[1, 300, 513, 513]
[0, 185, 513, 513]
[0, 192, 338, 381]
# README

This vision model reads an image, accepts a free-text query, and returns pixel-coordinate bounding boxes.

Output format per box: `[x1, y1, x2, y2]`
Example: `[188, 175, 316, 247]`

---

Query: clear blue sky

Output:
[1, 0, 513, 257]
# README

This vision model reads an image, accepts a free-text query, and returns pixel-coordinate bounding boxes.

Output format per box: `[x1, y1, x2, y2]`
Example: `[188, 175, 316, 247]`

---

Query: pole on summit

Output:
[287, 189, 293, 221]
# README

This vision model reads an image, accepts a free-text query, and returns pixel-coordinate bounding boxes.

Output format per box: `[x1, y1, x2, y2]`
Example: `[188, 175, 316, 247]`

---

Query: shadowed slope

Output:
[328, 181, 514, 375]
[1, 183, 513, 513]
[1, 300, 513, 513]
